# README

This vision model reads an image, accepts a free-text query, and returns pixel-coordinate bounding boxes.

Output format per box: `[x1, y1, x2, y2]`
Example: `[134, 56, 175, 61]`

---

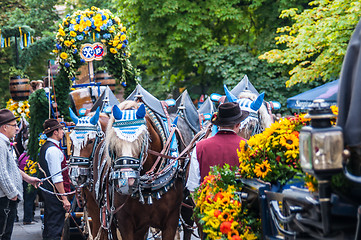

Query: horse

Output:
[96, 100, 185, 239]
[68, 107, 115, 239]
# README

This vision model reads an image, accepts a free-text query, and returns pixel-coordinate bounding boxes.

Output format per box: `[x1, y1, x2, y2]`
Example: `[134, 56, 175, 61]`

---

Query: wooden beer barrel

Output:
[9, 76, 30, 101]
[94, 71, 116, 91]
[69, 88, 93, 116]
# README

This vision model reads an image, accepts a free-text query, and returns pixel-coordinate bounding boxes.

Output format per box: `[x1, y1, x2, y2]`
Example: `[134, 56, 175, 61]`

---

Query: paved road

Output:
[12, 200, 42, 240]
[11, 200, 200, 240]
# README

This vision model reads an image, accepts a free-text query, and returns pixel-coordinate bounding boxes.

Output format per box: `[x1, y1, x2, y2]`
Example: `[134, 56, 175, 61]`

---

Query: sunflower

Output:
[280, 133, 299, 150]
[227, 228, 240, 239]
[60, 52, 68, 59]
[254, 160, 271, 179]
[219, 211, 231, 222]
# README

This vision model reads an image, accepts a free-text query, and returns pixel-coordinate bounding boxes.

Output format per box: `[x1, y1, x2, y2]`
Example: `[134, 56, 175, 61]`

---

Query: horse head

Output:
[224, 85, 273, 139]
[106, 101, 159, 195]
[69, 107, 109, 187]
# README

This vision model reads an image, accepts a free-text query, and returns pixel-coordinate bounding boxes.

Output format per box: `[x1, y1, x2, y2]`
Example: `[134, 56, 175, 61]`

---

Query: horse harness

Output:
[69, 123, 105, 207]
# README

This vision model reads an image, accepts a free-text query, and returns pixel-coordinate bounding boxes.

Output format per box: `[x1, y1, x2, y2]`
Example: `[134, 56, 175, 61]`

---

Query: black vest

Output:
[38, 141, 58, 191]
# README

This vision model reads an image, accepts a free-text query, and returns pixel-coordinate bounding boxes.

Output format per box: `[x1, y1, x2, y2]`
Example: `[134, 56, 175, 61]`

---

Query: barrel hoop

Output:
[9, 81, 29, 85]
[10, 90, 30, 93]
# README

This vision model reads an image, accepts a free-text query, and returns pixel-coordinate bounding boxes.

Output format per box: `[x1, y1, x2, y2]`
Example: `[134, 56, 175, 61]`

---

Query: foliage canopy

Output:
[259, 0, 361, 87]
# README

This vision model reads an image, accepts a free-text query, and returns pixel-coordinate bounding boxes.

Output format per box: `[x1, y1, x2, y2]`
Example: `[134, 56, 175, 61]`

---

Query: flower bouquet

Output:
[193, 164, 261, 240]
[237, 115, 309, 186]
[6, 98, 30, 120]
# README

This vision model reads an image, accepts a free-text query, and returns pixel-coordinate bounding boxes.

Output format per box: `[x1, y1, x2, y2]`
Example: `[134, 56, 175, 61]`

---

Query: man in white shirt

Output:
[0, 109, 40, 240]
[38, 119, 70, 240]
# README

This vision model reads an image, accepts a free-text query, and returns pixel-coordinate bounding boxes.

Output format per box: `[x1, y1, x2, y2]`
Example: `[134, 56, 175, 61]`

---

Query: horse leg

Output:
[161, 209, 181, 240]
[85, 191, 101, 237]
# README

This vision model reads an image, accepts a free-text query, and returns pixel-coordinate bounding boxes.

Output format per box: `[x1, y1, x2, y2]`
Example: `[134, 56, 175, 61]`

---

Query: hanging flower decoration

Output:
[6, 99, 30, 120]
[237, 114, 309, 185]
[54, 6, 132, 84]
[24, 159, 37, 176]
[193, 165, 261, 240]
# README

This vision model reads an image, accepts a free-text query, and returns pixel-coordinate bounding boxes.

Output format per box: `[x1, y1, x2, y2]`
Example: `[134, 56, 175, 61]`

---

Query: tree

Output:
[259, 0, 361, 87]
[114, 0, 310, 103]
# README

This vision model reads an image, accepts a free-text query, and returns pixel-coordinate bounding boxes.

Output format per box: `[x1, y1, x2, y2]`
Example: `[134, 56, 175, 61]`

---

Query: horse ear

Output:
[224, 85, 238, 102]
[90, 107, 100, 125]
[172, 116, 178, 126]
[136, 104, 146, 119]
[112, 105, 123, 120]
[69, 107, 79, 124]
[250, 92, 265, 111]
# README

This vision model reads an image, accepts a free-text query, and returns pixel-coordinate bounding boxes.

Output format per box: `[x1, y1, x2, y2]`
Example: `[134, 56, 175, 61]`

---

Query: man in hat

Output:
[0, 109, 40, 240]
[186, 102, 249, 192]
[38, 119, 70, 240]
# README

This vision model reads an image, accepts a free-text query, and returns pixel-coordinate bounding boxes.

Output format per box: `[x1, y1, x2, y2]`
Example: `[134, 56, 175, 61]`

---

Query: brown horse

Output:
[68, 108, 115, 239]
[97, 100, 185, 239]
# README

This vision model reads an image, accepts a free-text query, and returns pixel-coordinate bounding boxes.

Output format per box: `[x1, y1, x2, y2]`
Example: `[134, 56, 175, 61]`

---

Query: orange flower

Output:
[231, 235, 241, 240]
[213, 192, 224, 202]
[214, 210, 222, 218]
[220, 221, 232, 234]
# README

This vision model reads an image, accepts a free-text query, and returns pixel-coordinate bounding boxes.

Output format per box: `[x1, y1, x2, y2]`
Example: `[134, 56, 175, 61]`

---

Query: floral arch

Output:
[53, 6, 135, 118]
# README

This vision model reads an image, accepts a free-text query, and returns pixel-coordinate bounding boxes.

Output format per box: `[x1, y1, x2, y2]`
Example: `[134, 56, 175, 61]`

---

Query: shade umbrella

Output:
[287, 80, 339, 109]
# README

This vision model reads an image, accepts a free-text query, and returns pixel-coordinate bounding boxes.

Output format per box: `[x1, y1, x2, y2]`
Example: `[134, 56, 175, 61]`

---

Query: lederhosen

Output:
[38, 141, 66, 240]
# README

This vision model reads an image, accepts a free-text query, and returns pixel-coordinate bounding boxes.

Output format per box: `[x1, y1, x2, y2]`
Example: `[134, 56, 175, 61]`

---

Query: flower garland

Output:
[237, 114, 309, 185]
[54, 6, 132, 85]
[6, 99, 30, 120]
[193, 165, 261, 240]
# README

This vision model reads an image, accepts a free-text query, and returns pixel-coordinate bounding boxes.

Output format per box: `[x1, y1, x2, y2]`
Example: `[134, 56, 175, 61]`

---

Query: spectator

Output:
[0, 109, 40, 240]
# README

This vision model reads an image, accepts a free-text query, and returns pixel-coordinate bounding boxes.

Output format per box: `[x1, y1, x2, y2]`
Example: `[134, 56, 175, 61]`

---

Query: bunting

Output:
[0, 26, 34, 49]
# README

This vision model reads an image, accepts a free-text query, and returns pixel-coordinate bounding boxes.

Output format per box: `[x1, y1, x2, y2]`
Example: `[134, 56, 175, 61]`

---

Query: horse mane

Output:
[105, 100, 150, 165]
[237, 91, 273, 130]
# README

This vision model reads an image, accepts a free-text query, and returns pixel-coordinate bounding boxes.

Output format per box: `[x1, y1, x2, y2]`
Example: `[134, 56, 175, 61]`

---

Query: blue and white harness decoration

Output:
[112, 109, 148, 143]
[224, 85, 265, 135]
[68, 107, 102, 187]
[110, 104, 180, 204]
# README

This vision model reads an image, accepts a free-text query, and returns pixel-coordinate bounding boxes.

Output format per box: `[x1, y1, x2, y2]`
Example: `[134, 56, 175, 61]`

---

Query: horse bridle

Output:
[109, 118, 149, 195]
[69, 124, 105, 188]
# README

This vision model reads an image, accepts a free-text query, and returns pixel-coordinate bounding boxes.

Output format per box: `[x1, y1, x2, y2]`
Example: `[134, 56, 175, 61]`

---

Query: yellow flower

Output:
[70, 19, 76, 24]
[110, 48, 117, 54]
[58, 28, 65, 36]
[60, 52, 68, 59]
[64, 40, 72, 47]
[280, 133, 299, 150]
[70, 31, 77, 37]
[240, 228, 257, 240]
[227, 228, 239, 239]
[254, 160, 271, 179]
[121, 26, 126, 32]
[120, 34, 126, 41]
[52, 49, 59, 53]
[306, 181, 315, 192]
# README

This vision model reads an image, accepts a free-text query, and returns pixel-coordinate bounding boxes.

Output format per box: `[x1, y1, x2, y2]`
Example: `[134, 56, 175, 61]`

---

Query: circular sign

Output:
[94, 45, 104, 58]
[80, 43, 107, 61]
